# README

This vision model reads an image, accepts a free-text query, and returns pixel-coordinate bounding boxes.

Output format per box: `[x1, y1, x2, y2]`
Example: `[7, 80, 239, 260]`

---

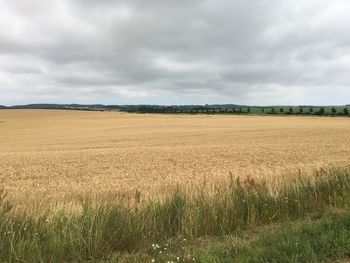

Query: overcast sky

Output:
[1, 0, 350, 106]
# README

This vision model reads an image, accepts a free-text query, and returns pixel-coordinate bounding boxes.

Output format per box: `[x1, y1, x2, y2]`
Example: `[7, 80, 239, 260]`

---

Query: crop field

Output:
[1, 109, 350, 262]
[1, 109, 350, 212]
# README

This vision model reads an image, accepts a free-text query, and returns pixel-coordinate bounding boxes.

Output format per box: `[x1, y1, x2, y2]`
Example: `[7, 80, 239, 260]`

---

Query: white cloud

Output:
[0, 0, 350, 106]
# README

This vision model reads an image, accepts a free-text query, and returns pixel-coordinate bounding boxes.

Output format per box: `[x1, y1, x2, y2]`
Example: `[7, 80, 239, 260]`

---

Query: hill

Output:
[1, 104, 349, 116]
[9, 104, 109, 110]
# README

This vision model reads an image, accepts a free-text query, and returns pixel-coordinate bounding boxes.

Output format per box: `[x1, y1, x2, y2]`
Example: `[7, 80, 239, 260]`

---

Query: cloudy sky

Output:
[1, 0, 350, 106]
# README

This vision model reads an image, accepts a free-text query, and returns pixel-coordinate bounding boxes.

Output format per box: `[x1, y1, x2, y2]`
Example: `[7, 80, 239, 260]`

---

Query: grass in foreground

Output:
[196, 210, 350, 263]
[1, 167, 350, 262]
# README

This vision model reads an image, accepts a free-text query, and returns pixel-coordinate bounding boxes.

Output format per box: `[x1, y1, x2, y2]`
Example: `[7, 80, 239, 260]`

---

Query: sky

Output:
[0, 0, 350, 106]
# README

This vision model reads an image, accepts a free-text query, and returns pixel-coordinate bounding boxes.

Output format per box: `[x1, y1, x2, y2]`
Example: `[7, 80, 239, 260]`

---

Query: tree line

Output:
[126, 106, 350, 116]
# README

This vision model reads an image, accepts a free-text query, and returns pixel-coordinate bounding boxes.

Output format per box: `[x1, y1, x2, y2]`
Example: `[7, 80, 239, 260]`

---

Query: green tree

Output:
[271, 108, 275, 114]
[309, 108, 314, 114]
[280, 108, 284, 113]
[331, 107, 337, 115]
[299, 107, 304, 114]
[247, 108, 251, 113]
[344, 108, 349, 115]
[319, 107, 325, 115]
[262, 108, 265, 113]
[289, 107, 293, 114]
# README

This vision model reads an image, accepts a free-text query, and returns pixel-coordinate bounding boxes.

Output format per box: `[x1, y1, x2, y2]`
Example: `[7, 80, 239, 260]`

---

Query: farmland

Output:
[1, 109, 350, 262]
[1, 109, 350, 213]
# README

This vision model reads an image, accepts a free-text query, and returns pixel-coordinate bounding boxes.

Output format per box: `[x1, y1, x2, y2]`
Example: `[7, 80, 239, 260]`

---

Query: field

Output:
[1, 109, 350, 213]
[1, 109, 350, 262]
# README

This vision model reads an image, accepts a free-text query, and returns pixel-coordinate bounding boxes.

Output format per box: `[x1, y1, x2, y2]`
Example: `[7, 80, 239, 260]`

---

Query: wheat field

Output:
[0, 109, 350, 212]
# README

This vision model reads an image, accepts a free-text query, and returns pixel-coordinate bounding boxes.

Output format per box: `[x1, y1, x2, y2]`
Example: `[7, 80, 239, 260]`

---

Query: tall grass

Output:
[1, 167, 350, 262]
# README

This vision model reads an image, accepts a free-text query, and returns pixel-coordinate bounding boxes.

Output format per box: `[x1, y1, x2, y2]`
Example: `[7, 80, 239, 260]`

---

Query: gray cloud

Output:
[1, 0, 350, 106]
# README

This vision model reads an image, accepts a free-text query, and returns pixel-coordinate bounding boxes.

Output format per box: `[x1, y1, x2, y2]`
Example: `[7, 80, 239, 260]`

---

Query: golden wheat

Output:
[1, 109, 350, 212]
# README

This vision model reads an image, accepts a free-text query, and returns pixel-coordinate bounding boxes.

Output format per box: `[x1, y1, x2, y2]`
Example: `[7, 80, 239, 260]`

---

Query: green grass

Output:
[1, 167, 350, 262]
[197, 210, 350, 263]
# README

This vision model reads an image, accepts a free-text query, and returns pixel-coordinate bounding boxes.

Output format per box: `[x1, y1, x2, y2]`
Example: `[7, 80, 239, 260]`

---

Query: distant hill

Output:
[9, 104, 107, 109]
[0, 103, 123, 111]
[1, 103, 253, 113]
[1, 104, 349, 113]
[5, 104, 118, 111]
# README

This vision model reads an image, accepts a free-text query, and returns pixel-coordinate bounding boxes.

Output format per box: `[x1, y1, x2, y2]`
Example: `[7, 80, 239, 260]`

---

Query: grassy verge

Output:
[197, 210, 350, 263]
[1, 167, 350, 262]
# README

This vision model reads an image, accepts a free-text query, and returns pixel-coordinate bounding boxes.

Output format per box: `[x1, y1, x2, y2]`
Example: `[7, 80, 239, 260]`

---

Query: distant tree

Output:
[299, 107, 304, 114]
[289, 107, 293, 114]
[344, 108, 349, 115]
[239, 108, 242, 113]
[271, 108, 275, 114]
[319, 107, 325, 115]
[262, 108, 265, 113]
[280, 107, 284, 113]
[331, 107, 337, 115]
[309, 108, 314, 114]
[247, 108, 251, 113]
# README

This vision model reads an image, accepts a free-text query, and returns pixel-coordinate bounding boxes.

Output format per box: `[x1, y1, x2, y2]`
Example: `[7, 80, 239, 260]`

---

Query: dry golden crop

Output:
[0, 109, 350, 212]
